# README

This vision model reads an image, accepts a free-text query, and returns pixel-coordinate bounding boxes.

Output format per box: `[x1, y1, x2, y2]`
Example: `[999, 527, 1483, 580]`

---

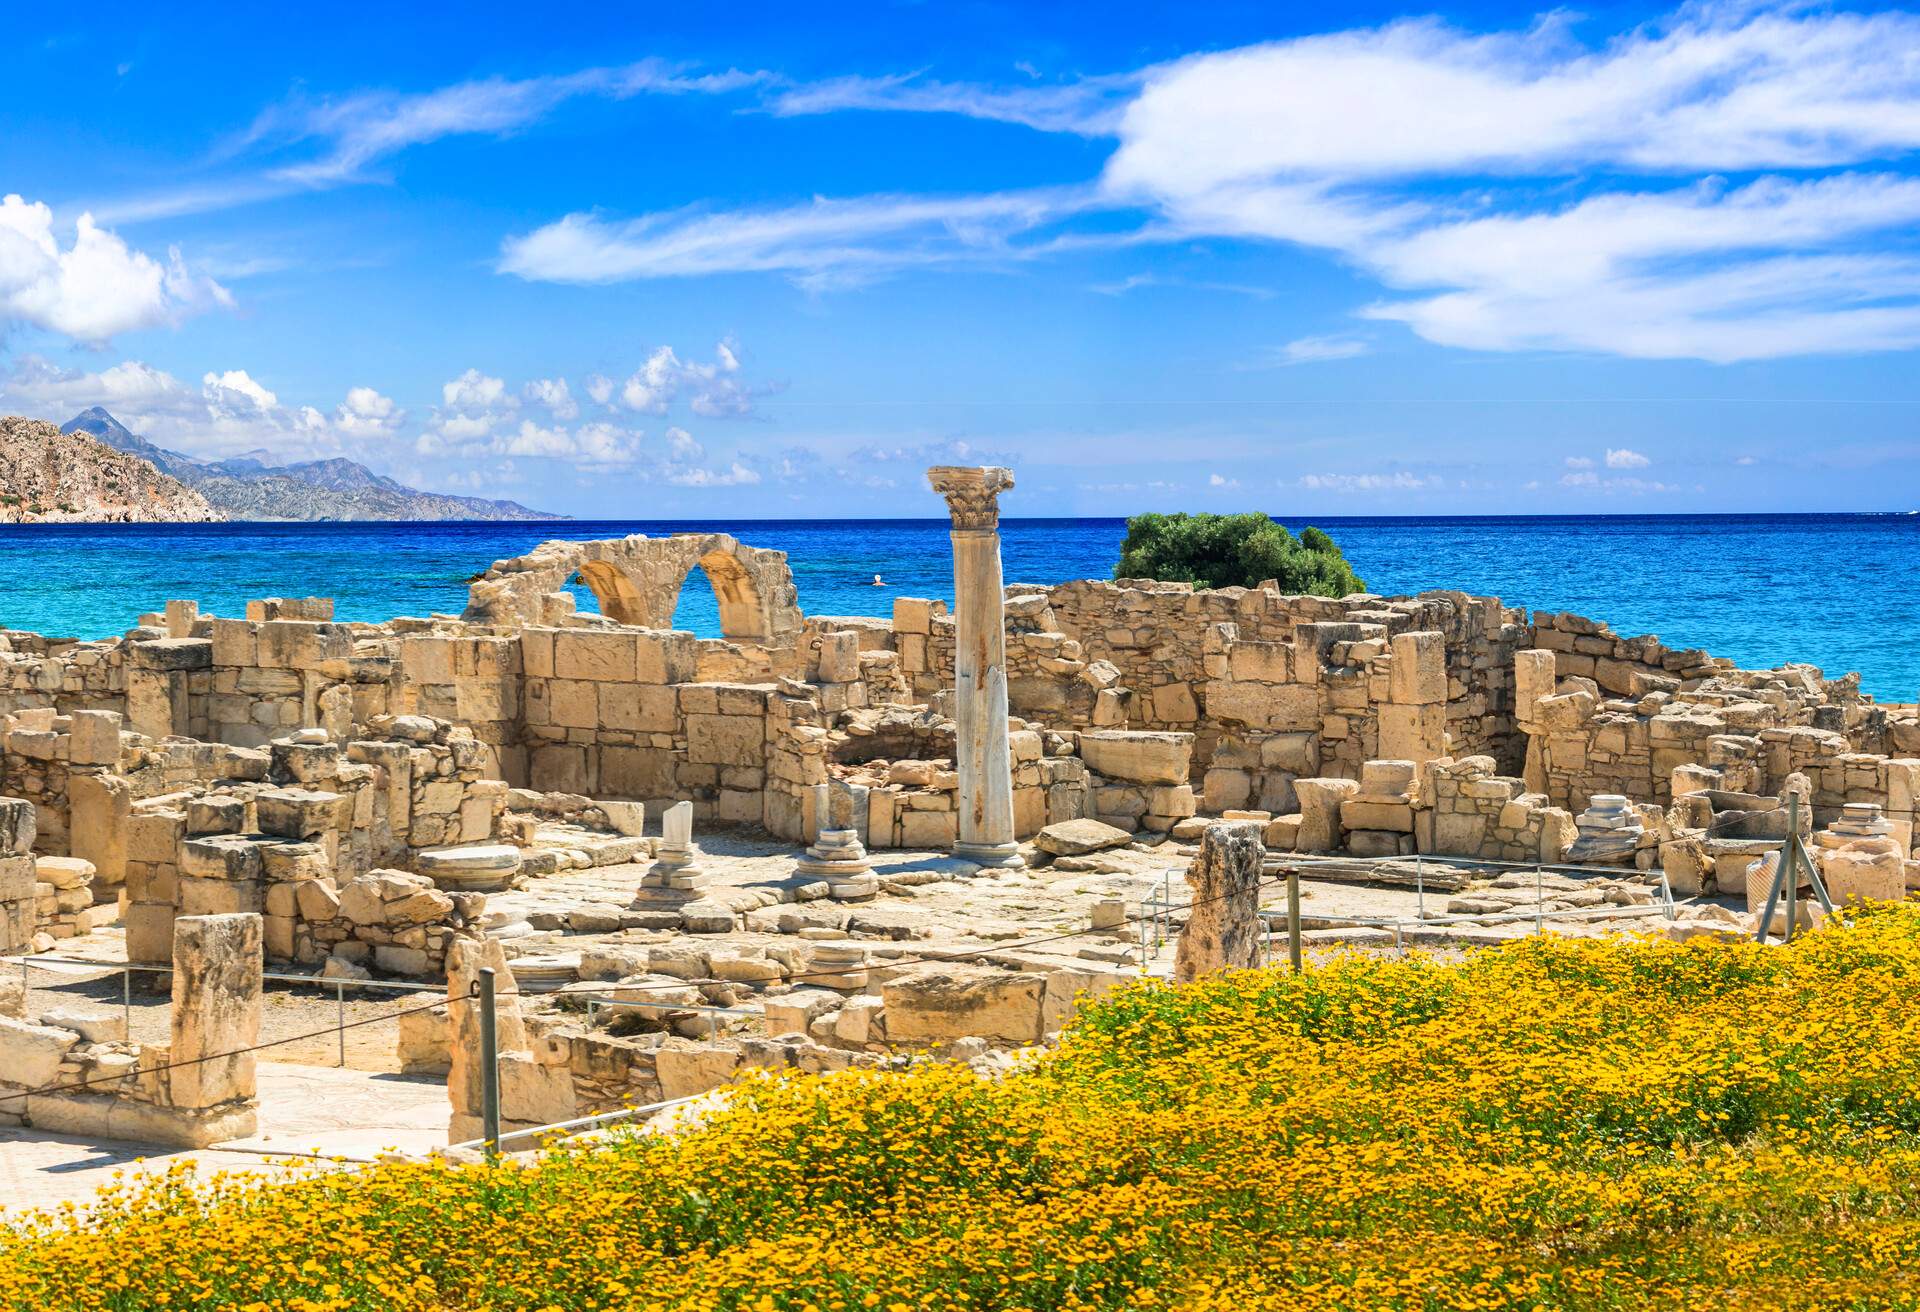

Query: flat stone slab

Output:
[417, 844, 522, 872]
[1033, 819, 1133, 857]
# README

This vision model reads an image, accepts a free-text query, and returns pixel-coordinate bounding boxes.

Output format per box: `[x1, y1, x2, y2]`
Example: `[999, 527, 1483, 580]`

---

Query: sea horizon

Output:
[3, 511, 1913, 701]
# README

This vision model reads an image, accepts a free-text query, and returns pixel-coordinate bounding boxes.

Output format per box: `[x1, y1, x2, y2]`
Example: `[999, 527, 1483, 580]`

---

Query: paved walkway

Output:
[0, 1061, 448, 1217]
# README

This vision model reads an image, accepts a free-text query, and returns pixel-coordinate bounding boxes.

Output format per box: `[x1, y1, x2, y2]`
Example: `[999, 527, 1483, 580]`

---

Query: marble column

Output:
[927, 465, 1024, 869]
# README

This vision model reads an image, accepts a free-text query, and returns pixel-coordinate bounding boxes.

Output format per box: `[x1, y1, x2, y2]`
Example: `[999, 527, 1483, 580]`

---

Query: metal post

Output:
[335, 981, 347, 1067]
[1415, 855, 1425, 921]
[1286, 868, 1303, 974]
[1783, 802, 1799, 943]
[478, 968, 501, 1160]
[121, 966, 131, 1037]
[1658, 868, 1674, 920]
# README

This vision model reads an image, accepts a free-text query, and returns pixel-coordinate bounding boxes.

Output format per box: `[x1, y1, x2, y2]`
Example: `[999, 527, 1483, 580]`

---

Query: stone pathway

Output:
[0, 1061, 447, 1217]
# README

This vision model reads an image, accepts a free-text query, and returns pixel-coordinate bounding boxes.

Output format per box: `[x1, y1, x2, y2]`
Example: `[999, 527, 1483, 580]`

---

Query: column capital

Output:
[927, 466, 1014, 530]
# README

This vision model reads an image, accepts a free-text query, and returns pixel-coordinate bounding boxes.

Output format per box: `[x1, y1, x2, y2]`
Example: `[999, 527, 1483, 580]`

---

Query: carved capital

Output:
[927, 465, 1015, 530]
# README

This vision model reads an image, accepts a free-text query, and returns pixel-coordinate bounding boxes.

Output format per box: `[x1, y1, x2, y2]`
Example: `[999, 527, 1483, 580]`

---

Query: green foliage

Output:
[1114, 512, 1366, 596]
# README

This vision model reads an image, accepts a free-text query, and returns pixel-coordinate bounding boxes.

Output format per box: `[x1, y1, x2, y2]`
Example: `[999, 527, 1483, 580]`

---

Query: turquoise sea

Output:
[0, 515, 1913, 701]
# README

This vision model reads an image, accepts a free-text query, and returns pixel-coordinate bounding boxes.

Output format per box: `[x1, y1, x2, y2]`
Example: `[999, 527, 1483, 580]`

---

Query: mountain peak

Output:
[57, 409, 565, 522]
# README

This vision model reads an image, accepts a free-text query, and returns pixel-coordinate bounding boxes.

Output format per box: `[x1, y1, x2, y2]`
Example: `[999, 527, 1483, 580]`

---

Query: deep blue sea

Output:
[0, 515, 1912, 700]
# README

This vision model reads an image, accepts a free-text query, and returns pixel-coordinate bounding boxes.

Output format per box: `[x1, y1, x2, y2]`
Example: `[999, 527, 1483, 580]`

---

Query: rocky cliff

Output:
[0, 416, 223, 523]
[62, 407, 564, 522]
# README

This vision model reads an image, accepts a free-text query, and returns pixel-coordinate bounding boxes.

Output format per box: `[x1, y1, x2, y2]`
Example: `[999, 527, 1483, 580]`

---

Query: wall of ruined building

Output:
[1514, 645, 1920, 861]
[107, 722, 499, 972]
[0, 632, 122, 720]
[1417, 756, 1577, 864]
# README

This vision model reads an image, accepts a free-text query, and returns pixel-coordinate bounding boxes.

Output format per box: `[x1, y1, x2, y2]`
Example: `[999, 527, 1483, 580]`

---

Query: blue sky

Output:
[4, 0, 1920, 517]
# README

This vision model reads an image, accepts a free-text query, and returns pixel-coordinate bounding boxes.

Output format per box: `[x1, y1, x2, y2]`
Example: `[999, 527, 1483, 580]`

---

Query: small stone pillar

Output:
[0, 799, 37, 954]
[927, 465, 1023, 869]
[168, 913, 262, 1122]
[638, 801, 708, 900]
[1175, 821, 1266, 983]
[796, 782, 878, 900]
[445, 936, 529, 1143]
[1566, 794, 1644, 865]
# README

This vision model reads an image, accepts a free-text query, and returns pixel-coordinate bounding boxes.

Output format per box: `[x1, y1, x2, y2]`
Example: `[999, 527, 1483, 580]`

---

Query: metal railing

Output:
[7, 953, 443, 1067]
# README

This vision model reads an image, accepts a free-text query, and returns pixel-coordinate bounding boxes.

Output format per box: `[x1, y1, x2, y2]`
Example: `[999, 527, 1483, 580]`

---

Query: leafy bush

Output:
[1115, 512, 1366, 595]
[12, 915, 1920, 1309]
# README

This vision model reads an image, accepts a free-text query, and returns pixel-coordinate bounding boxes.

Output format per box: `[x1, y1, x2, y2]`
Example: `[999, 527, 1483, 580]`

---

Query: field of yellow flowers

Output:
[10, 908, 1920, 1310]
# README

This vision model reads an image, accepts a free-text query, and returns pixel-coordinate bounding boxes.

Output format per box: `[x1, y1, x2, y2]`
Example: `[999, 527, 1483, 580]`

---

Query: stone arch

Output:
[573, 559, 650, 626]
[464, 533, 802, 644]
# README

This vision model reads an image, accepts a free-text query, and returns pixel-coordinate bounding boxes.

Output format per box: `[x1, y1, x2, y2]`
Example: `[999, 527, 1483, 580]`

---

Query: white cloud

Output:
[1605, 447, 1651, 469]
[616, 343, 761, 417]
[1, 355, 192, 413]
[1564, 455, 1596, 469]
[666, 460, 761, 487]
[1, 356, 407, 461]
[665, 426, 703, 460]
[583, 373, 615, 406]
[1298, 471, 1435, 491]
[1208, 472, 1238, 487]
[620, 347, 682, 414]
[524, 377, 578, 420]
[261, 62, 770, 187]
[333, 385, 403, 436]
[489, 5, 1920, 362]
[1270, 334, 1371, 366]
[203, 369, 278, 413]
[1101, 8, 1920, 361]
[442, 368, 511, 410]
[498, 420, 573, 458]
[767, 71, 1137, 136]
[500, 188, 1083, 290]
[1560, 469, 1600, 487]
[0, 195, 230, 342]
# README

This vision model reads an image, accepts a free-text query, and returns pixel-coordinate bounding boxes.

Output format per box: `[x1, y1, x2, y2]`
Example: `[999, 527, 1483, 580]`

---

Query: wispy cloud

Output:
[1297, 470, 1438, 492]
[1265, 334, 1372, 366]
[1103, 7, 1920, 361]
[498, 4, 1920, 363]
[94, 60, 773, 224]
[766, 70, 1139, 136]
[499, 188, 1087, 289]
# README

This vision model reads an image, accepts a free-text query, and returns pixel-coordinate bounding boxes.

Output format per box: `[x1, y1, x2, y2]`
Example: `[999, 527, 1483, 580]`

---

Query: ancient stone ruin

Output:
[4, 465, 1918, 1145]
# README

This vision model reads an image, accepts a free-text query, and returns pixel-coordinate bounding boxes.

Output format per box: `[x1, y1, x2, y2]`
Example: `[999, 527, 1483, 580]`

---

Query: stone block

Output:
[0, 1014, 79, 1088]
[1294, 778, 1360, 852]
[1203, 680, 1322, 732]
[1388, 630, 1447, 705]
[882, 967, 1044, 1044]
[255, 788, 350, 840]
[656, 1042, 742, 1101]
[1077, 731, 1192, 786]
[1340, 800, 1414, 833]
[1032, 818, 1132, 857]
[68, 709, 123, 765]
[891, 597, 946, 635]
[687, 714, 765, 767]
[899, 809, 956, 849]
[169, 913, 262, 1110]
[555, 630, 636, 683]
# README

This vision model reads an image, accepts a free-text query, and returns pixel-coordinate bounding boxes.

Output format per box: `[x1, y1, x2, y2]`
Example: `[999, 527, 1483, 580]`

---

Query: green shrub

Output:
[1115, 512, 1365, 596]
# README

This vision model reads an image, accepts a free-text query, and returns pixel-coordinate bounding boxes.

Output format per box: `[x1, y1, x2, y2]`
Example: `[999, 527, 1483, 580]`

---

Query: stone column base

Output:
[954, 841, 1025, 870]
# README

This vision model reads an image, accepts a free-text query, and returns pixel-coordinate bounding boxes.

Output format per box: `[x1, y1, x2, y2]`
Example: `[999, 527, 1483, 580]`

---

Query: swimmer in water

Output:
[871, 574, 886, 586]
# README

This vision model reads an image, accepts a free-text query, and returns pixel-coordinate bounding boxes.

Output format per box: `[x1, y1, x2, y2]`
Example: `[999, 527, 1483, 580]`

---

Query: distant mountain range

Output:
[59, 407, 565, 522]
